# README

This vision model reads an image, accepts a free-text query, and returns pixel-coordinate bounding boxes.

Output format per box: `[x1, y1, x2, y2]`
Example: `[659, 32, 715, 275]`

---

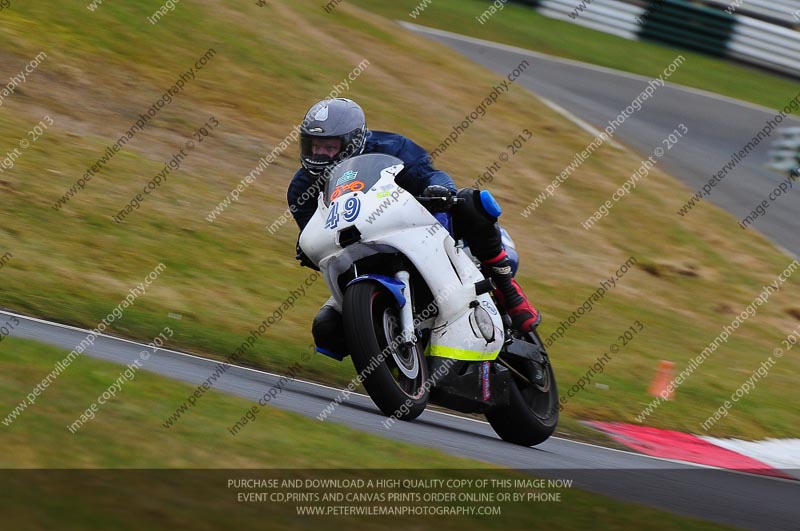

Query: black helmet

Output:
[300, 98, 367, 176]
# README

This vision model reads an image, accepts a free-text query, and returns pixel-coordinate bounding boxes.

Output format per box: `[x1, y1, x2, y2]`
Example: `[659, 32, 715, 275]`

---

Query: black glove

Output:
[421, 185, 454, 213]
[296, 241, 320, 271]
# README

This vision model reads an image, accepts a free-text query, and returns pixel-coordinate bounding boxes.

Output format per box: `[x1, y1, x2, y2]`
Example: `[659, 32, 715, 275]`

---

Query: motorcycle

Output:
[299, 153, 558, 446]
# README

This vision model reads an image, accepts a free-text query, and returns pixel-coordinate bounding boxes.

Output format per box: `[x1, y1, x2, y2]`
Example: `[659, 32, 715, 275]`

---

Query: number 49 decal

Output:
[325, 196, 361, 229]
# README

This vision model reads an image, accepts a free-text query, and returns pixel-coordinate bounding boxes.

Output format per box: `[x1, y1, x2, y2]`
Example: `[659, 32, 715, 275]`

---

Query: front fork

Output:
[394, 270, 416, 346]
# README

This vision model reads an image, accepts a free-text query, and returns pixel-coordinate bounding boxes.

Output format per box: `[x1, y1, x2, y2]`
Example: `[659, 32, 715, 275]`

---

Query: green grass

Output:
[0, 337, 736, 531]
[0, 0, 799, 444]
[351, 0, 800, 110]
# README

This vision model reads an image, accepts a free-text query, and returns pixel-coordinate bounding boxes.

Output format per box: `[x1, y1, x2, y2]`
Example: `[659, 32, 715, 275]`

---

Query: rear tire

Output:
[485, 354, 558, 446]
[343, 282, 429, 421]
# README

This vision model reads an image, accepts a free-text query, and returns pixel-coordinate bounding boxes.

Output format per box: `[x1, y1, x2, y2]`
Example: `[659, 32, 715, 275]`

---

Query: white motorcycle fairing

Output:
[298, 154, 504, 362]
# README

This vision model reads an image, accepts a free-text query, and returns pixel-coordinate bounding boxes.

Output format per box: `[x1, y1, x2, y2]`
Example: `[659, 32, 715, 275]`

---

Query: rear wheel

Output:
[343, 282, 429, 421]
[485, 344, 558, 446]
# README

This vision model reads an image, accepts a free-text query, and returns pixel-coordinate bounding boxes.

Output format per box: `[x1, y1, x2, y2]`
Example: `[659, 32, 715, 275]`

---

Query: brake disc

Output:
[383, 310, 419, 380]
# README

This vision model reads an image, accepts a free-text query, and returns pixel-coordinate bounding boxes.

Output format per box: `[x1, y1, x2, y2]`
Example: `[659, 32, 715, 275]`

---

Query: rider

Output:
[287, 98, 540, 359]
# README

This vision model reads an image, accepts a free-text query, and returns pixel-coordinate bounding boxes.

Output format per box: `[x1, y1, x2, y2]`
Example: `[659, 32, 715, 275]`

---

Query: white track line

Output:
[3, 308, 795, 482]
[537, 95, 625, 149]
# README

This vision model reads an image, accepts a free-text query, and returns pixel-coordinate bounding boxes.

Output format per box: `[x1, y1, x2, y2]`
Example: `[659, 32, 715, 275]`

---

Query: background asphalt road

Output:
[403, 23, 800, 257]
[4, 311, 799, 531]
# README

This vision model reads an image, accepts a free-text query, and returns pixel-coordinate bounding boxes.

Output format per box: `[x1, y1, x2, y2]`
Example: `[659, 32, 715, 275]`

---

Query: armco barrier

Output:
[728, 16, 800, 77]
[638, 0, 736, 57]
[703, 0, 800, 27]
[512, 0, 800, 78]
[538, 0, 644, 40]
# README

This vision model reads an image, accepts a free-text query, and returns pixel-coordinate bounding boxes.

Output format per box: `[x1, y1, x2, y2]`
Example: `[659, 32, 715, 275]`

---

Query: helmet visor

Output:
[300, 135, 343, 169]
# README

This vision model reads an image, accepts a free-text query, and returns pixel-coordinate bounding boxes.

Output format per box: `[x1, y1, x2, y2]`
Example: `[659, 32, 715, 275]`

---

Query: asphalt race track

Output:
[403, 23, 800, 257]
[4, 310, 798, 531]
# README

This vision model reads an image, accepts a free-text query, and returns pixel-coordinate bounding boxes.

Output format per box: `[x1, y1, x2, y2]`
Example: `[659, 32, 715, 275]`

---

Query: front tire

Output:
[485, 352, 558, 446]
[343, 282, 429, 421]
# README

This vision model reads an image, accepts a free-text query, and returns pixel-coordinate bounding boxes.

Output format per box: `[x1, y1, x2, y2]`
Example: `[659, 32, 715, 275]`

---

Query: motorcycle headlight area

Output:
[469, 304, 495, 343]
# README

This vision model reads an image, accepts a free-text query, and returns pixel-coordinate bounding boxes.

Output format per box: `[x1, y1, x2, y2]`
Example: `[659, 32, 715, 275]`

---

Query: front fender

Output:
[346, 275, 406, 307]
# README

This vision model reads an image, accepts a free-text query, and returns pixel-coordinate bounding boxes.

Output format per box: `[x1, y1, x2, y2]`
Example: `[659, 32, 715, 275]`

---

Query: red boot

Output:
[482, 250, 541, 333]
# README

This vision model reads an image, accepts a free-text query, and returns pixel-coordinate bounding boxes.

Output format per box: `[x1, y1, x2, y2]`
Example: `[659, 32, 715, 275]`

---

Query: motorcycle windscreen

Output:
[324, 153, 404, 205]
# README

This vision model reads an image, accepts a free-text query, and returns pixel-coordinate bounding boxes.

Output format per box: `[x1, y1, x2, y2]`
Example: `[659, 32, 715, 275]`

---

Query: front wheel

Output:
[485, 354, 559, 446]
[343, 282, 429, 421]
